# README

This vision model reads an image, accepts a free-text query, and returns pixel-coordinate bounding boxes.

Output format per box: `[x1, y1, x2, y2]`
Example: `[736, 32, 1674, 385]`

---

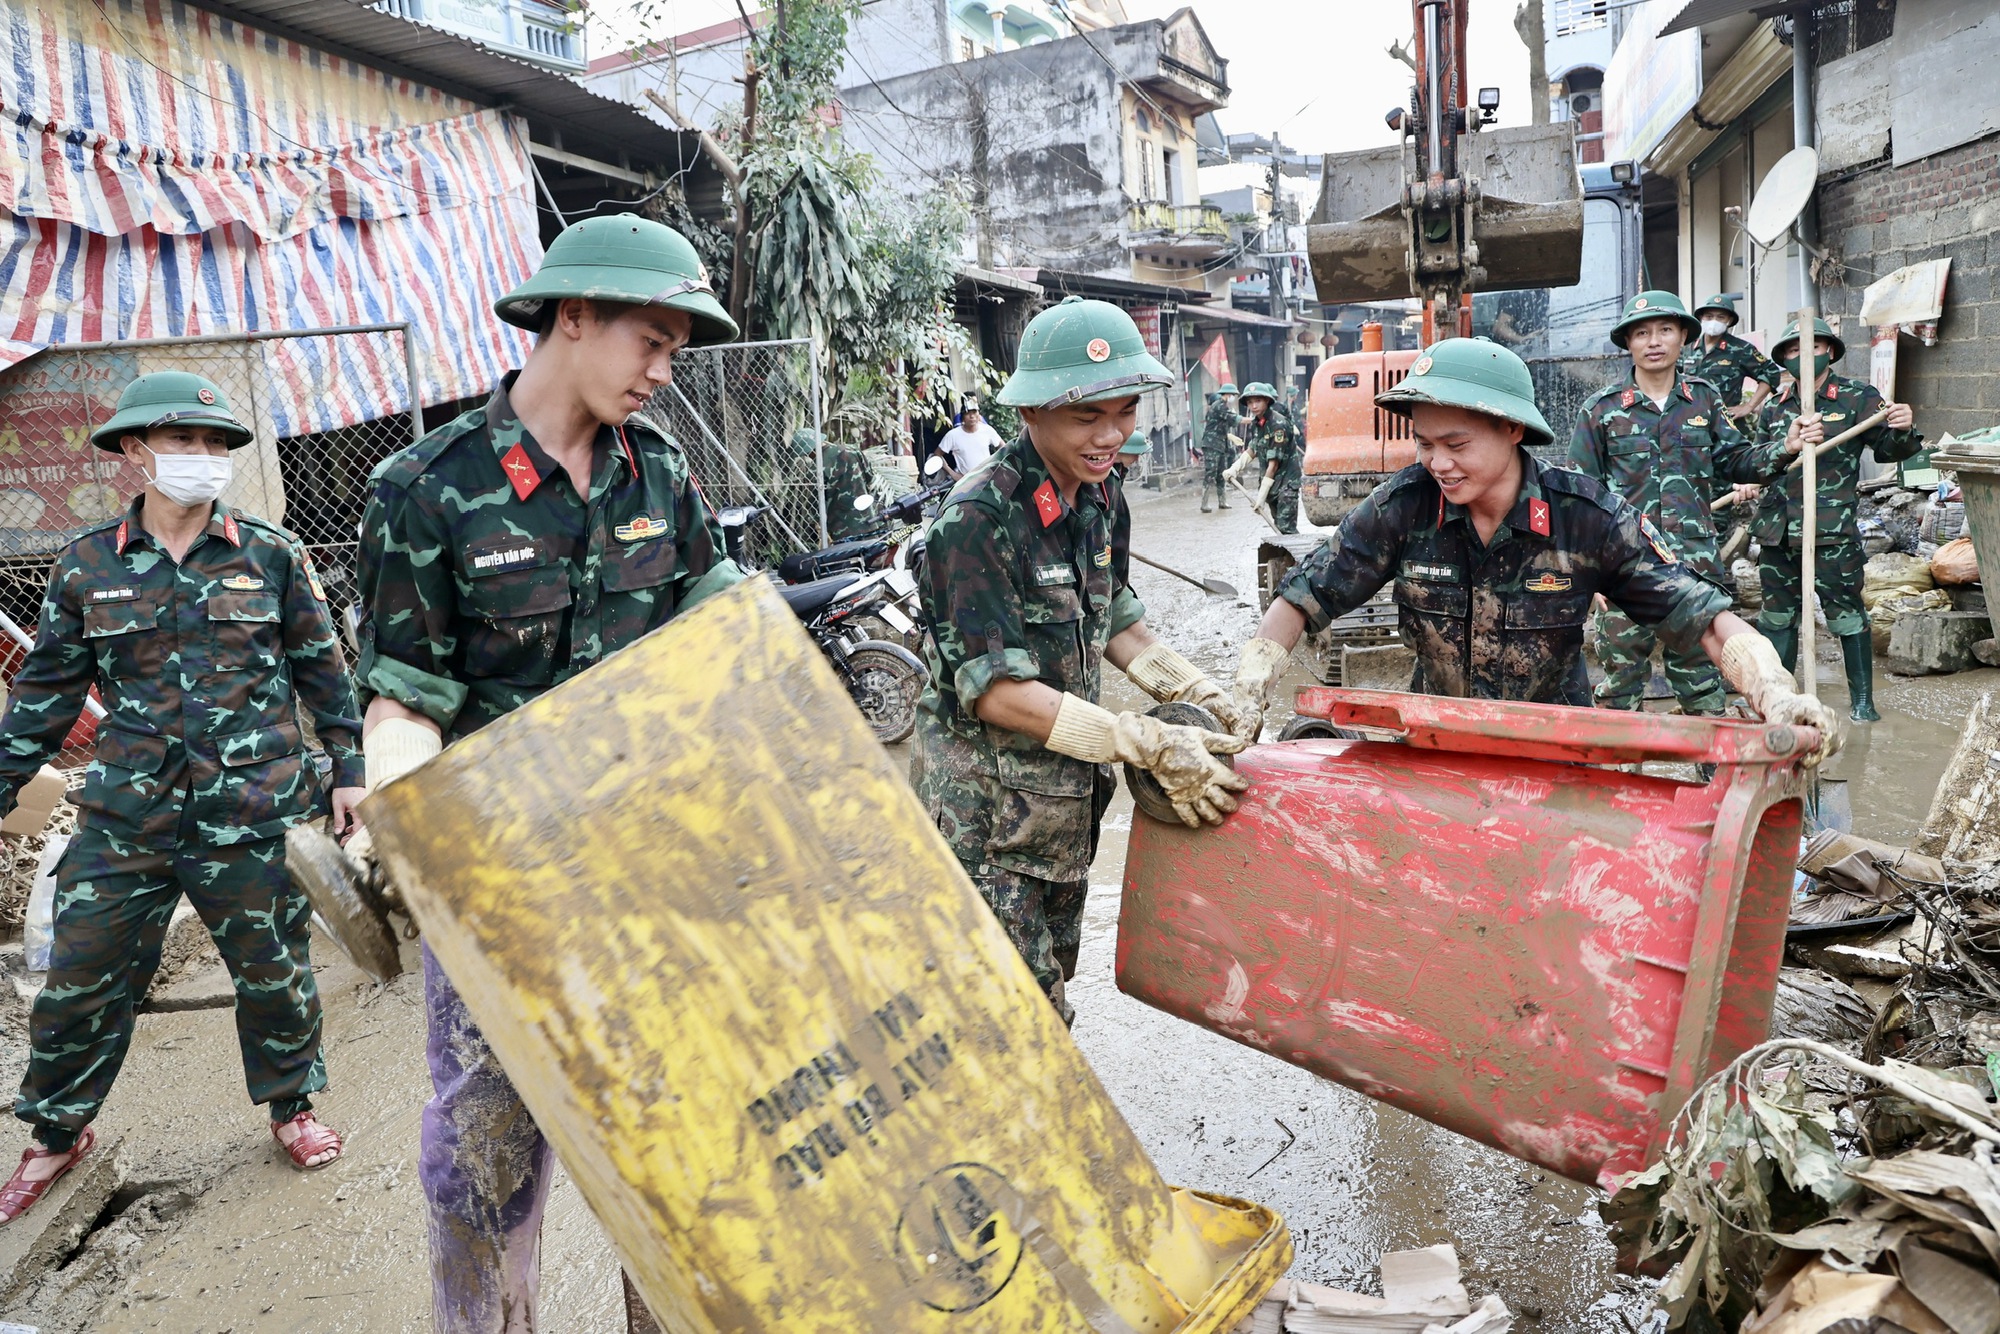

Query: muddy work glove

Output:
[1223, 452, 1253, 484]
[1229, 637, 1293, 743]
[1720, 632, 1843, 767]
[348, 717, 444, 858]
[1045, 694, 1248, 828]
[1122, 641, 1243, 736]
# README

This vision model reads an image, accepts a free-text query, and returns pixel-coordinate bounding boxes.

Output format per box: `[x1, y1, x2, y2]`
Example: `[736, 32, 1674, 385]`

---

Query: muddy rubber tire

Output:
[1125, 702, 1237, 826]
[1276, 714, 1361, 742]
[285, 824, 402, 983]
[843, 644, 924, 744]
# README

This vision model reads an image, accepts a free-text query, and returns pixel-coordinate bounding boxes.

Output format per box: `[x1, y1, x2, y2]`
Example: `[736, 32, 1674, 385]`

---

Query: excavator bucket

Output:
[1307, 123, 1585, 304]
[361, 578, 1291, 1334]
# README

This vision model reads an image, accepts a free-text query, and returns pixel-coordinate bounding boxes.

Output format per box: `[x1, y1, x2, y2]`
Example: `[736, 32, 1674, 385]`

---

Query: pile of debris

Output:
[1606, 699, 2000, 1334]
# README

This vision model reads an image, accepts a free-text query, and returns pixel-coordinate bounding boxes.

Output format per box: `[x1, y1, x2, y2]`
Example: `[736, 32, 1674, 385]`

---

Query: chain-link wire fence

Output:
[640, 338, 829, 567]
[0, 324, 420, 768]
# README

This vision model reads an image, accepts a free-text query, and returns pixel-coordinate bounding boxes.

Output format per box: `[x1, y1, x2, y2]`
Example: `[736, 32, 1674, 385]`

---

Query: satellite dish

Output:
[1745, 146, 1819, 248]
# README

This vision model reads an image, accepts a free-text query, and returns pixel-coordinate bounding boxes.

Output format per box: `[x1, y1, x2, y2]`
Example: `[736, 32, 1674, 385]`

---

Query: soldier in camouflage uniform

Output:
[1568, 291, 1805, 715]
[794, 427, 877, 542]
[1232, 382, 1303, 532]
[1683, 294, 1782, 420]
[1752, 316, 1921, 722]
[353, 215, 743, 1331]
[1199, 383, 1239, 512]
[1228, 340, 1840, 766]
[0, 372, 363, 1224]
[911, 297, 1247, 1025]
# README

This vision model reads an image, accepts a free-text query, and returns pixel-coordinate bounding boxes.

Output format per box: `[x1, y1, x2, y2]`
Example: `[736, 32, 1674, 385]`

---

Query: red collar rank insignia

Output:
[500, 443, 541, 501]
[1032, 479, 1062, 528]
[1528, 497, 1550, 536]
[614, 515, 671, 543]
[221, 574, 264, 591]
[1620, 388, 1637, 409]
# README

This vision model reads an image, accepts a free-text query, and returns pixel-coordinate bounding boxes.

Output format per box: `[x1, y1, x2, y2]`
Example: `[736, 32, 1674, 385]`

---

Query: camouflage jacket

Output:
[1681, 332, 1781, 404]
[0, 498, 363, 849]
[1278, 452, 1730, 706]
[910, 436, 1145, 881]
[1248, 405, 1303, 486]
[1750, 373, 1924, 545]
[356, 374, 743, 741]
[821, 441, 878, 543]
[1567, 372, 1789, 583]
[1198, 404, 1238, 461]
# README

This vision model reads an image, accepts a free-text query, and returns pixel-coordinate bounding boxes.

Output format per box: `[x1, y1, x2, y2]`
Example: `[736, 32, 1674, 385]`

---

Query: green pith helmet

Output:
[1216, 382, 1239, 397]
[89, 371, 253, 453]
[494, 214, 739, 346]
[1374, 338, 1554, 449]
[1609, 290, 1700, 348]
[1770, 316, 1845, 367]
[1240, 382, 1277, 405]
[996, 297, 1174, 408]
[789, 427, 823, 458]
[1694, 293, 1739, 324]
[1118, 431, 1152, 456]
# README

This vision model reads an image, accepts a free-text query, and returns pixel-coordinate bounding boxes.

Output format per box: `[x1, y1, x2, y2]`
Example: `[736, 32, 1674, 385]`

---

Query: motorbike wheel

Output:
[842, 643, 925, 744]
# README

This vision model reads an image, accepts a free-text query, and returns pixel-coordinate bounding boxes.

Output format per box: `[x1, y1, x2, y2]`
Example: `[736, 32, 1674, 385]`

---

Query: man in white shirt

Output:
[938, 399, 1003, 477]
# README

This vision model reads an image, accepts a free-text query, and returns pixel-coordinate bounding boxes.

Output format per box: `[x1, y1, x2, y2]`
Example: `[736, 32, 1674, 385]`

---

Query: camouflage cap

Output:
[1610, 290, 1701, 348]
[1770, 315, 1845, 367]
[996, 297, 1174, 408]
[1374, 338, 1554, 449]
[494, 214, 739, 346]
[89, 371, 254, 452]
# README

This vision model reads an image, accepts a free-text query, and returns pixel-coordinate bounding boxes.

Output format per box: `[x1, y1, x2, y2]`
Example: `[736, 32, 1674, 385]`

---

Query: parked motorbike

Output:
[717, 503, 928, 744]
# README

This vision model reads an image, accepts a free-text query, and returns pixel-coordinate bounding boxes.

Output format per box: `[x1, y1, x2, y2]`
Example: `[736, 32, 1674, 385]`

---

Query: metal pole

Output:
[1793, 9, 1819, 703]
[402, 322, 424, 446]
[810, 340, 828, 547]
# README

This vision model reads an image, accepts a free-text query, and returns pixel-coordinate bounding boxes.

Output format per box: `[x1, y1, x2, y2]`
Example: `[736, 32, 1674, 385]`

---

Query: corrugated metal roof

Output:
[187, 0, 695, 167]
[1658, 0, 1793, 37]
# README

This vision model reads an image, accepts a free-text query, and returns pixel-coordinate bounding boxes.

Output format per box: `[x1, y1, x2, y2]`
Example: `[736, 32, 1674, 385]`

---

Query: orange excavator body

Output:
[1300, 325, 1422, 528]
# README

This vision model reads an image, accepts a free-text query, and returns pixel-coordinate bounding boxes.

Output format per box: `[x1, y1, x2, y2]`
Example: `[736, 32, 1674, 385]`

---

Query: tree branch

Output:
[644, 89, 744, 192]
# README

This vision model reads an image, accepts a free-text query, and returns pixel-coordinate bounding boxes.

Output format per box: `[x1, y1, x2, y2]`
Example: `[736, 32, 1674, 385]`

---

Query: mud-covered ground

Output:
[0, 476, 1978, 1333]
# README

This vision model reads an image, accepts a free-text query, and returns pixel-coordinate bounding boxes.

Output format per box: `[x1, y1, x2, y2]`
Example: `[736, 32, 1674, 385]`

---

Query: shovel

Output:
[1130, 550, 1237, 598]
[1228, 474, 1282, 533]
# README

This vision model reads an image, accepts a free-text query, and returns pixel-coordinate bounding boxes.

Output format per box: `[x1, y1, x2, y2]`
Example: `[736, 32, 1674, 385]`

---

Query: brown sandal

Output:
[271, 1111, 343, 1169]
[0, 1125, 95, 1225]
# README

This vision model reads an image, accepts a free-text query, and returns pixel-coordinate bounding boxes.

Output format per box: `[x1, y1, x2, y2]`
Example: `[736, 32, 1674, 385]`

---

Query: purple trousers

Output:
[421, 943, 554, 1333]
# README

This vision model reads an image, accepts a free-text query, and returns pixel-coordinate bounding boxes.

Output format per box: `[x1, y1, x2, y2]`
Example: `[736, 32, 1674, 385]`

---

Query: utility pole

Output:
[1515, 1, 1548, 125]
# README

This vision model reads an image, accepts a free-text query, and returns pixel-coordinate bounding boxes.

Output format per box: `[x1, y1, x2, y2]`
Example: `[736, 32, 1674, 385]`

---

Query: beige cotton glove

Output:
[1223, 452, 1253, 483]
[1230, 637, 1293, 743]
[1123, 641, 1244, 735]
[1719, 632, 1843, 766]
[348, 717, 444, 857]
[1045, 694, 1248, 828]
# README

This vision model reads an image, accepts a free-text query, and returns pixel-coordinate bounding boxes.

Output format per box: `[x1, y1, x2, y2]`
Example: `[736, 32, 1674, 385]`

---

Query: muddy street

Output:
[0, 475, 1979, 1334]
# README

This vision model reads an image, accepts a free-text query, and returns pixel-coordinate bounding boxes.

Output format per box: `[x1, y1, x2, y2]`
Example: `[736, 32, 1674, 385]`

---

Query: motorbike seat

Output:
[777, 575, 854, 618]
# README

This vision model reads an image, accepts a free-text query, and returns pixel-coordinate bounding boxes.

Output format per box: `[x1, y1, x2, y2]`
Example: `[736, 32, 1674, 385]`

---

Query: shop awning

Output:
[0, 0, 540, 436]
[1658, 0, 1794, 37]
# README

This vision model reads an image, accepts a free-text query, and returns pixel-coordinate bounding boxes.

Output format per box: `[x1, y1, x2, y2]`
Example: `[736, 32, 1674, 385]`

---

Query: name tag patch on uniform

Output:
[1402, 560, 1461, 583]
[469, 544, 540, 573]
[1524, 573, 1573, 593]
[1032, 564, 1076, 587]
[89, 587, 138, 603]
[614, 515, 671, 543]
[1095, 545, 1112, 568]
[221, 574, 264, 591]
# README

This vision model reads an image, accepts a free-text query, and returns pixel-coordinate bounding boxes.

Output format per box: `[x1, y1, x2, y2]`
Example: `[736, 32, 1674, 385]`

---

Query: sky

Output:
[589, 0, 1537, 157]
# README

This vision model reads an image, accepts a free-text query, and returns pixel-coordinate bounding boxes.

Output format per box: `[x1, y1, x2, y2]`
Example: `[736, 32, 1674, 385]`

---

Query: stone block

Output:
[0, 1134, 124, 1304]
[1974, 637, 2000, 667]
[1888, 609, 1992, 673]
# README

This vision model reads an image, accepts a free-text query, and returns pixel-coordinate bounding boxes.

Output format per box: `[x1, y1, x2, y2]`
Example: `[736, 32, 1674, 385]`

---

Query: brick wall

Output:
[1818, 131, 2000, 438]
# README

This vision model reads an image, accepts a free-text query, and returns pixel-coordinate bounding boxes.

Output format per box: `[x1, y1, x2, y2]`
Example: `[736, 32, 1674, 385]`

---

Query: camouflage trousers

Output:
[1202, 449, 1232, 506]
[969, 870, 1088, 1027]
[16, 821, 325, 1148]
[1593, 605, 1727, 715]
[1269, 480, 1301, 535]
[1758, 538, 1869, 638]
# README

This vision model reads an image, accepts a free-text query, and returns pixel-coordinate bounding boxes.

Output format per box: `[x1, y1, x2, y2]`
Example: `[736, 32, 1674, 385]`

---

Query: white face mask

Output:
[1700, 318, 1729, 338]
[145, 452, 234, 508]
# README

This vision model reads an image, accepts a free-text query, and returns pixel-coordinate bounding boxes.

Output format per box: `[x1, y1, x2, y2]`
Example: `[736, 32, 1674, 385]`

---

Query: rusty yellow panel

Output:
[364, 578, 1286, 1333]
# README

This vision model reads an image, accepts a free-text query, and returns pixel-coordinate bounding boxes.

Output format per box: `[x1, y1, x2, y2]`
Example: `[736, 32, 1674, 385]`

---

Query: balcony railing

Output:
[371, 0, 584, 70]
[1128, 202, 1228, 239]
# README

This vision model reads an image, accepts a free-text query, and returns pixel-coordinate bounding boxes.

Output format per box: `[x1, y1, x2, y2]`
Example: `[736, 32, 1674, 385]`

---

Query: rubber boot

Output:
[1842, 632, 1880, 723]
[1765, 623, 1799, 675]
[1200, 483, 1213, 514]
[1217, 487, 1230, 510]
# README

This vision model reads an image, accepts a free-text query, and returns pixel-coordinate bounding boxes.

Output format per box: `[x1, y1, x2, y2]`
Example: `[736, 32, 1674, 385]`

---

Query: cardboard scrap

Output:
[1286, 1246, 1482, 1334]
